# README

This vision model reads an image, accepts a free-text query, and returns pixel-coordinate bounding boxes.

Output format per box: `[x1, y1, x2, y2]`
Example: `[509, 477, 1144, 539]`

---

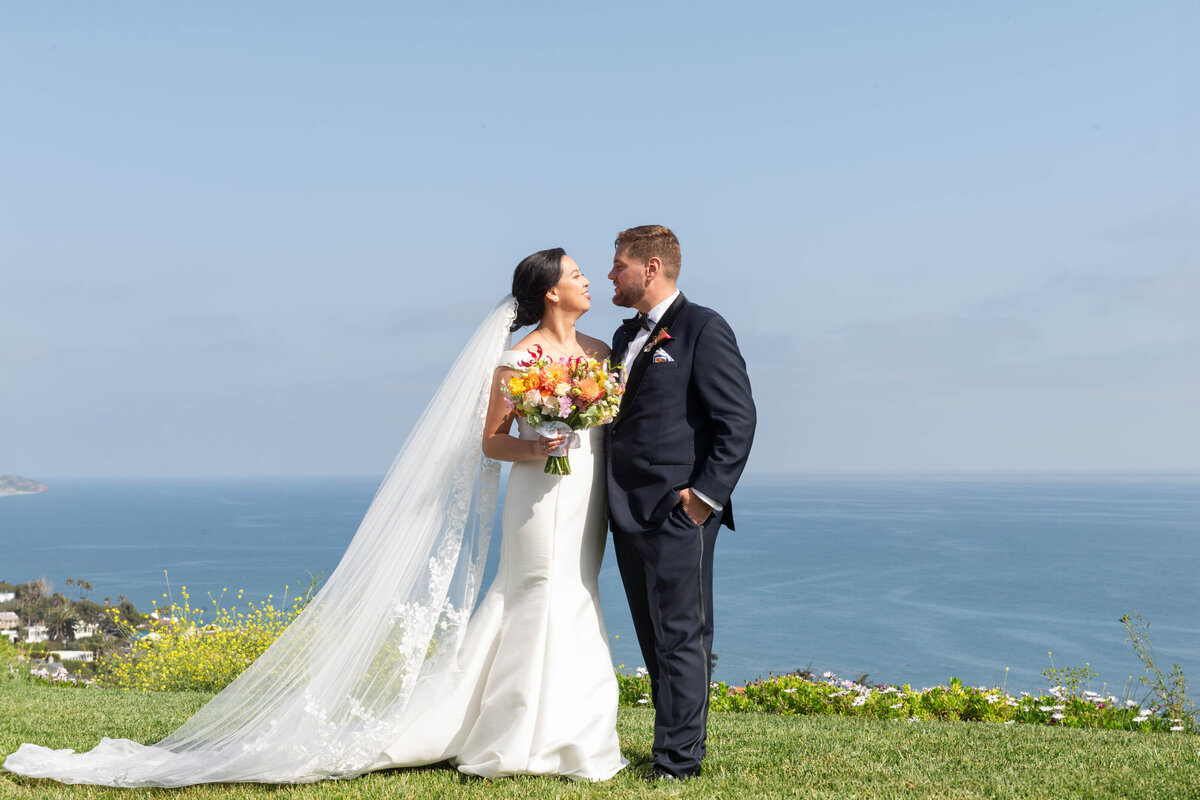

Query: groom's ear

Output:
[645, 256, 662, 281]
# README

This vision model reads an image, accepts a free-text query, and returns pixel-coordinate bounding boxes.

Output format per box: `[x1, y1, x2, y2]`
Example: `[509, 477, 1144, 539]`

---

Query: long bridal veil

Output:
[5, 296, 519, 787]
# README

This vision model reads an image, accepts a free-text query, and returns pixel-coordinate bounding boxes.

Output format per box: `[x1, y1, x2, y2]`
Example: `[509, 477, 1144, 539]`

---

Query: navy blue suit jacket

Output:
[606, 293, 756, 534]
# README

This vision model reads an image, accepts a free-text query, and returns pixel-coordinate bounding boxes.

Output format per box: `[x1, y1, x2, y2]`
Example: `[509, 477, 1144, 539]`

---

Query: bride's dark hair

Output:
[510, 247, 566, 331]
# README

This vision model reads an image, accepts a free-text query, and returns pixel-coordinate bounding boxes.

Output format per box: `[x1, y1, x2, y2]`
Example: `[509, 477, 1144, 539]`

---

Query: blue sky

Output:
[2, 2, 1196, 477]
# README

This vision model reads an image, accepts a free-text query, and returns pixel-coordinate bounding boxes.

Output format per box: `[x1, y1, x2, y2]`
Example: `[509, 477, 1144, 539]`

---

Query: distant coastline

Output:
[0, 475, 48, 497]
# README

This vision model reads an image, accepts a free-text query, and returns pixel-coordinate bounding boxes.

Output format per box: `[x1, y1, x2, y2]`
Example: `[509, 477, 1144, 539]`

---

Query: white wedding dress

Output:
[371, 350, 625, 780]
[3, 300, 625, 786]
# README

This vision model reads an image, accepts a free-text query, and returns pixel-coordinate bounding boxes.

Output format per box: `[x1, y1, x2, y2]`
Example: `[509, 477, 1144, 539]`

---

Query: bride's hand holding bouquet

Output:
[503, 344, 623, 475]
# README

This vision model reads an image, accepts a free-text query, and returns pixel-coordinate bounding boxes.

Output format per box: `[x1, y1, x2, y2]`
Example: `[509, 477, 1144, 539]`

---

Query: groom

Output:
[605, 225, 756, 781]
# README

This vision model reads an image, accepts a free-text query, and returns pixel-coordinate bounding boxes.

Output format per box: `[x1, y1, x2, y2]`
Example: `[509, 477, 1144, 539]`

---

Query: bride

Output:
[3, 248, 627, 786]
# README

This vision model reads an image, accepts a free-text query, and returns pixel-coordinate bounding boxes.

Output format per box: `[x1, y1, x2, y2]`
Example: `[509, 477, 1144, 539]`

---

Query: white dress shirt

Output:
[622, 290, 680, 381]
[620, 289, 722, 516]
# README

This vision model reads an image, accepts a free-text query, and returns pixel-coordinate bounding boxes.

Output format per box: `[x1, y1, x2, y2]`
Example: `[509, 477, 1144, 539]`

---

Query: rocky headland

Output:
[0, 475, 48, 496]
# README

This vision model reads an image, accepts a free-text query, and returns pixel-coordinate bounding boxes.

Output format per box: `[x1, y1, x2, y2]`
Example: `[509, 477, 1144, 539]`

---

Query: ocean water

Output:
[2, 474, 1197, 693]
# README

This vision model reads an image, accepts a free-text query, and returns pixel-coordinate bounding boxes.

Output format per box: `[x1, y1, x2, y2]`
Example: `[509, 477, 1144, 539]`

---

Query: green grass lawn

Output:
[1, 682, 1197, 799]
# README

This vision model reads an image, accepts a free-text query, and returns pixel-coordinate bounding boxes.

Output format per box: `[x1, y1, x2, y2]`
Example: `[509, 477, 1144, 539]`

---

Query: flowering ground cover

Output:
[618, 668, 1196, 735]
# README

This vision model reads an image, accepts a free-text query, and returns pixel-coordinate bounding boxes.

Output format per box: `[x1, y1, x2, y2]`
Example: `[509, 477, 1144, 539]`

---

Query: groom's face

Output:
[608, 244, 647, 309]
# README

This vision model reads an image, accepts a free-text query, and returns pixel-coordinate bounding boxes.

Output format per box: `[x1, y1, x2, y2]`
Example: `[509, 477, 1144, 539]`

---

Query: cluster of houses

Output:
[0, 592, 98, 663]
[0, 591, 16, 643]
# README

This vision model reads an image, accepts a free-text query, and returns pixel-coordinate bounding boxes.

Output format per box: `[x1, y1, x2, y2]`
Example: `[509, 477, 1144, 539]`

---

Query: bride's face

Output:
[549, 256, 591, 314]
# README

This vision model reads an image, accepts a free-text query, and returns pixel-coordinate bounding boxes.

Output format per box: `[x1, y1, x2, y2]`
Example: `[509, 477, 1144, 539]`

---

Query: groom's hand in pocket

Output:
[677, 487, 713, 527]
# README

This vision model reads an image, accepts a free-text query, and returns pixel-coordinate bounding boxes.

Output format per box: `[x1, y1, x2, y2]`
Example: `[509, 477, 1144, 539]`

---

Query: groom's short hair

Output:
[615, 225, 681, 280]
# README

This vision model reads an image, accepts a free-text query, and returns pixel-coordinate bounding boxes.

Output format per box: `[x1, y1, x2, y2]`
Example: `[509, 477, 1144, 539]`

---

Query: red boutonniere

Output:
[643, 328, 673, 353]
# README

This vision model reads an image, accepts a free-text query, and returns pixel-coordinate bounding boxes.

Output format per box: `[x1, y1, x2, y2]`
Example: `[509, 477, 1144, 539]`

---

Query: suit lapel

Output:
[611, 328, 629, 371]
[618, 293, 688, 420]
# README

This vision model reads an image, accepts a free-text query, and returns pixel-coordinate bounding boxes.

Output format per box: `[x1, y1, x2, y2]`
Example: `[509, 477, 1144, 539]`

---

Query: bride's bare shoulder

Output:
[577, 332, 611, 360]
[510, 332, 541, 355]
[494, 335, 539, 374]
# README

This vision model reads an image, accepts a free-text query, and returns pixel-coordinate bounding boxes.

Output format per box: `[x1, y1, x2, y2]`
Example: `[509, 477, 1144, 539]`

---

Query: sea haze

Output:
[2, 474, 1197, 693]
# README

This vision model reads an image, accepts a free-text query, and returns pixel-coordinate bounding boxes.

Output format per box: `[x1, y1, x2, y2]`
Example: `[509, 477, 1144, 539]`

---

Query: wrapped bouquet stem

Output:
[537, 421, 576, 475]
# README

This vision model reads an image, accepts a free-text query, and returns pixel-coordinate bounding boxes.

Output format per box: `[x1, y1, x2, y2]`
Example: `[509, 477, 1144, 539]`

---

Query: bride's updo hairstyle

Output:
[510, 247, 566, 331]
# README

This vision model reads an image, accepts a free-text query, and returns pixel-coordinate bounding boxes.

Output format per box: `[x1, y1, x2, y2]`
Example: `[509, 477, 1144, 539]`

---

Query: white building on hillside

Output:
[74, 622, 100, 639]
[0, 592, 15, 603]
[24, 625, 48, 643]
[0, 611, 19, 630]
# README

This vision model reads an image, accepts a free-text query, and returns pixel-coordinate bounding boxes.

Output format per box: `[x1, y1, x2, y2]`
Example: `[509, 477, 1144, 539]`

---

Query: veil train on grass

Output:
[4, 296, 519, 787]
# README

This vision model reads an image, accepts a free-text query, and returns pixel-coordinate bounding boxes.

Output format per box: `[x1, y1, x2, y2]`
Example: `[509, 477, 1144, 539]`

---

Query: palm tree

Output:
[44, 602, 80, 643]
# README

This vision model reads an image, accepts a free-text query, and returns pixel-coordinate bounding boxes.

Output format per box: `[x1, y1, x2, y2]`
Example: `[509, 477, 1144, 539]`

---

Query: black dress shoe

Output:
[644, 767, 678, 782]
[644, 765, 700, 782]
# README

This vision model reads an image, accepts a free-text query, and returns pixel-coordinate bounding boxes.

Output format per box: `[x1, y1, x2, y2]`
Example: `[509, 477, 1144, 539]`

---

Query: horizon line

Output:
[16, 469, 1200, 482]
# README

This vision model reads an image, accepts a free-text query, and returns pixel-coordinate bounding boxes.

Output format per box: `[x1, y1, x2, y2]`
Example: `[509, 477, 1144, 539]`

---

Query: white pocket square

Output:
[653, 350, 674, 363]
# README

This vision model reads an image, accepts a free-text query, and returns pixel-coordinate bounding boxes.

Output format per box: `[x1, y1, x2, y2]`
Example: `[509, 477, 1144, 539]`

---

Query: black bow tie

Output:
[620, 312, 652, 338]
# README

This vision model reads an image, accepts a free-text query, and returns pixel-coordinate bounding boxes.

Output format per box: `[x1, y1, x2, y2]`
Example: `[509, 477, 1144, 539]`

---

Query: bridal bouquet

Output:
[503, 345, 623, 475]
